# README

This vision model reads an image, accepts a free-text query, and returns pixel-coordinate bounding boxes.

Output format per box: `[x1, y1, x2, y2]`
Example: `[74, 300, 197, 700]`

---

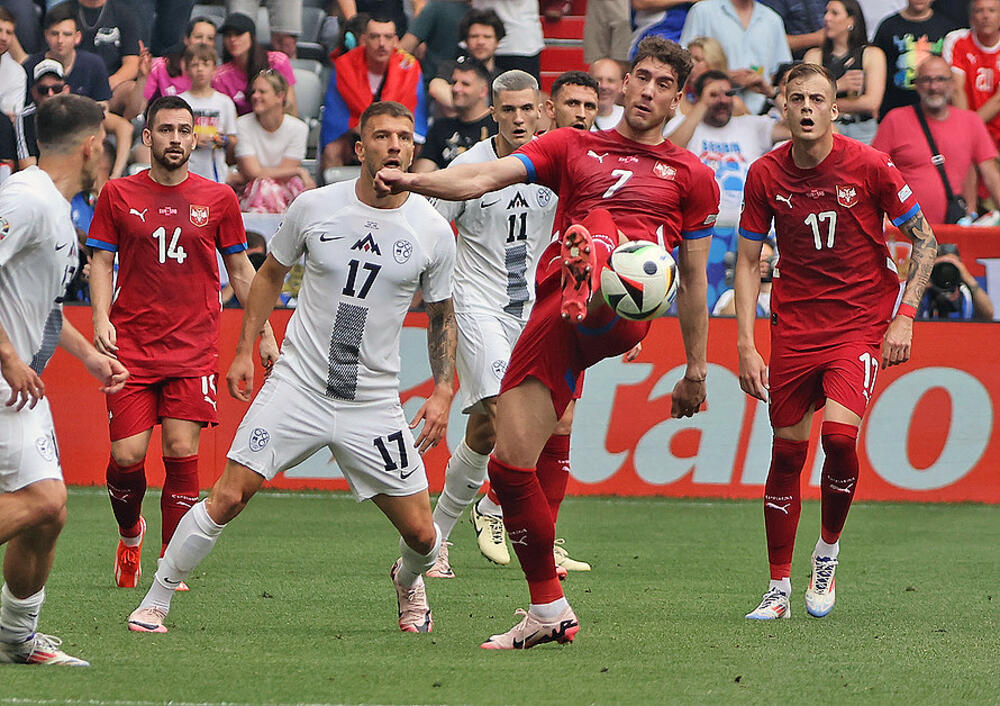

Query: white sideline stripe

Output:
[67, 486, 356, 501]
[2, 700, 350, 706]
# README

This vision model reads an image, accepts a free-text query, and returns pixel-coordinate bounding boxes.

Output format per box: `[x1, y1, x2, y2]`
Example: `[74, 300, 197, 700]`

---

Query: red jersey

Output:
[514, 128, 719, 248]
[87, 170, 247, 378]
[739, 135, 919, 350]
[943, 29, 1000, 145]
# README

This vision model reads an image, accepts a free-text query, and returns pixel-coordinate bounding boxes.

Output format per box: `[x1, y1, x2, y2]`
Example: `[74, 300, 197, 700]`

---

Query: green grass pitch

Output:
[1, 488, 997, 705]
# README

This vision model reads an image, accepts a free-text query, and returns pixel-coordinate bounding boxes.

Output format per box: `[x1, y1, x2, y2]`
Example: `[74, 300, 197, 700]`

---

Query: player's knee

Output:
[24, 481, 67, 529]
[400, 524, 437, 556]
[821, 432, 856, 459]
[206, 484, 250, 524]
[111, 447, 146, 468]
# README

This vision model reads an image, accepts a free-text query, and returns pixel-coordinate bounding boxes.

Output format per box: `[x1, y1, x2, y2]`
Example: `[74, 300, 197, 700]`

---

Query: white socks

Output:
[815, 538, 839, 559]
[396, 524, 441, 589]
[769, 578, 791, 596]
[433, 439, 489, 540]
[140, 500, 225, 612]
[530, 596, 569, 620]
[476, 494, 503, 517]
[0, 584, 44, 644]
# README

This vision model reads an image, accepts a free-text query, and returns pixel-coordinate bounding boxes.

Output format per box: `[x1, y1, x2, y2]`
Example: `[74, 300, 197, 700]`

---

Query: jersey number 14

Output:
[151, 226, 188, 264]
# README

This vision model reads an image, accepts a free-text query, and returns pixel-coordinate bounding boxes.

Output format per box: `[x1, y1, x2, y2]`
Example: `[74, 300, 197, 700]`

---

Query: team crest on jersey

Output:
[393, 239, 413, 263]
[190, 205, 210, 226]
[837, 184, 859, 209]
[0, 215, 9, 241]
[507, 193, 529, 209]
[249, 427, 270, 452]
[491, 359, 507, 380]
[536, 188, 552, 208]
[351, 233, 381, 255]
[654, 162, 676, 180]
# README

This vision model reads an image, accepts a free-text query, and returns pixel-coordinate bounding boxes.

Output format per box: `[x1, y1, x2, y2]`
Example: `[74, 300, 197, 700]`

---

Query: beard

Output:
[152, 147, 191, 171]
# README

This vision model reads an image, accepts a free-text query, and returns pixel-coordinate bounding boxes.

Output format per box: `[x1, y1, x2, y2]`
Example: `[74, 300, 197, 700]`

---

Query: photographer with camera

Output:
[918, 243, 995, 320]
[713, 240, 775, 316]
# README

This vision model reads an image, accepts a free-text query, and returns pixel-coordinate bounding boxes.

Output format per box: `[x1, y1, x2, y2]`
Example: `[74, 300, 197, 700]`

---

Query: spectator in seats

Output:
[918, 243, 995, 320]
[127, 0, 197, 57]
[337, 0, 410, 37]
[0, 0, 40, 55]
[713, 239, 775, 315]
[137, 16, 217, 107]
[413, 56, 495, 171]
[666, 36, 748, 132]
[629, 0, 695, 58]
[668, 69, 788, 306]
[873, 0, 958, 120]
[231, 68, 312, 212]
[544, 69, 598, 131]
[24, 5, 112, 104]
[804, 0, 886, 144]
[228, 0, 303, 57]
[944, 0, 1000, 149]
[213, 12, 297, 117]
[873, 55, 1000, 223]
[473, 0, 544, 78]
[589, 56, 625, 129]
[428, 8, 502, 112]
[759, 0, 827, 58]
[0, 8, 25, 116]
[680, 0, 791, 114]
[68, 0, 142, 118]
[320, 15, 426, 168]
[14, 58, 131, 179]
[401, 0, 470, 82]
[181, 44, 239, 183]
[583, 0, 630, 65]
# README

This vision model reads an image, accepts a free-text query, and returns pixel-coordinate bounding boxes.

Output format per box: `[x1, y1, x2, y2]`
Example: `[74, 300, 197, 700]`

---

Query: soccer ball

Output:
[600, 241, 679, 321]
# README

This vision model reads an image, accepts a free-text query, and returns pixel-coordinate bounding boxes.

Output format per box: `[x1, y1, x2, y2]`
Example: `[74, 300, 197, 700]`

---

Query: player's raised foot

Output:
[114, 516, 146, 588]
[390, 559, 433, 633]
[470, 504, 510, 565]
[0, 633, 90, 666]
[553, 538, 591, 572]
[127, 606, 168, 634]
[745, 587, 791, 620]
[426, 541, 455, 579]
[481, 606, 580, 650]
[560, 224, 597, 322]
[804, 554, 838, 617]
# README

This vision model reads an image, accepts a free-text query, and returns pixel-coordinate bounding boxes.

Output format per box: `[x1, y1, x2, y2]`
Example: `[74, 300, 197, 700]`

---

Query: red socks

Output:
[487, 456, 562, 605]
[764, 437, 808, 580]
[107, 458, 146, 536]
[161, 455, 200, 554]
[536, 434, 570, 522]
[819, 421, 859, 544]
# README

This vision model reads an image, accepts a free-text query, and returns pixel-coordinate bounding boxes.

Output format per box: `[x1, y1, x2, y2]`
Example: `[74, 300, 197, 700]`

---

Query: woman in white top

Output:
[231, 69, 314, 212]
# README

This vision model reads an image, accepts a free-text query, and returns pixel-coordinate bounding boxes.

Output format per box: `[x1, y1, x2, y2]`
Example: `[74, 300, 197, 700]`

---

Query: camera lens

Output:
[930, 261, 960, 291]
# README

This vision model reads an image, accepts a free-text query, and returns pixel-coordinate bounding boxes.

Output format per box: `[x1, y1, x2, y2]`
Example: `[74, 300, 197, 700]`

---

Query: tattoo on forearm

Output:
[900, 212, 938, 308]
[425, 299, 457, 385]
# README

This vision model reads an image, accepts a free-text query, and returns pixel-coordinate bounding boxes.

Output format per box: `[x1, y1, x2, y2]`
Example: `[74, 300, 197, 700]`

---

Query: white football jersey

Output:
[268, 180, 455, 402]
[431, 137, 556, 321]
[0, 167, 78, 396]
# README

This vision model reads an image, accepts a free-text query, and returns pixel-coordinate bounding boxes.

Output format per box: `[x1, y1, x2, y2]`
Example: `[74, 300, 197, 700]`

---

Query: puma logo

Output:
[774, 194, 793, 209]
[129, 208, 148, 222]
[765, 501, 792, 515]
[829, 480, 855, 494]
[587, 150, 608, 163]
[509, 529, 528, 546]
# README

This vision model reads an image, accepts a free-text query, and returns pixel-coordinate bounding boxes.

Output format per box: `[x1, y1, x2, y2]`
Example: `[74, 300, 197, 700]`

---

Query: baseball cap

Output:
[219, 12, 255, 37]
[33, 58, 64, 83]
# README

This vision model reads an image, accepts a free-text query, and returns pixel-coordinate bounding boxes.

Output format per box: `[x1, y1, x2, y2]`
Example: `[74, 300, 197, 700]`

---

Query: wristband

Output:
[897, 303, 916, 319]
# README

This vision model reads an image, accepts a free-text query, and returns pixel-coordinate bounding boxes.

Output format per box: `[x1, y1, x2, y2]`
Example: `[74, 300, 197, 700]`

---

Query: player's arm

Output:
[222, 251, 279, 370]
[104, 113, 133, 179]
[884, 209, 938, 368]
[734, 235, 768, 401]
[227, 254, 291, 401]
[410, 297, 456, 454]
[0, 318, 44, 410]
[671, 235, 711, 418]
[375, 154, 528, 201]
[58, 314, 129, 394]
[89, 249, 118, 356]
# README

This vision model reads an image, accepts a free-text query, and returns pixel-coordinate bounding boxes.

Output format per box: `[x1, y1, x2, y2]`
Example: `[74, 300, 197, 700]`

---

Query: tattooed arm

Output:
[883, 210, 938, 369]
[411, 297, 457, 453]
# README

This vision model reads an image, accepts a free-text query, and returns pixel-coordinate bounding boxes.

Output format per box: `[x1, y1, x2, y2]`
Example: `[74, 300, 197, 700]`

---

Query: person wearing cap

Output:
[211, 12, 297, 116]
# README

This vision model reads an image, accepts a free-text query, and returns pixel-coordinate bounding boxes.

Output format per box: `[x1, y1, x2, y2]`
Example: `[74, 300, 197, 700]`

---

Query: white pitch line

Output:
[1, 699, 351, 706]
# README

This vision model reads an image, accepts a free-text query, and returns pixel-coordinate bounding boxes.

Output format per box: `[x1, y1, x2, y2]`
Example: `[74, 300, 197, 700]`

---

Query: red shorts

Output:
[107, 374, 219, 441]
[767, 341, 881, 429]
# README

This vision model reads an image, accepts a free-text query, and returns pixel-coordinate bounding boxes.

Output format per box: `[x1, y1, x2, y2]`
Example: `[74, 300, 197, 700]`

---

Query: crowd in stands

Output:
[0, 0, 995, 319]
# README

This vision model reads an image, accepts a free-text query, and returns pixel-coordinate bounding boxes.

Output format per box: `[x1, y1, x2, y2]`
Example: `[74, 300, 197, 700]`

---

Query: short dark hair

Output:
[366, 15, 397, 33]
[694, 69, 730, 97]
[551, 70, 598, 100]
[631, 36, 693, 89]
[43, 3, 78, 32]
[186, 15, 217, 36]
[785, 63, 837, 97]
[0, 8, 16, 26]
[145, 95, 194, 129]
[459, 8, 505, 43]
[35, 94, 104, 154]
[182, 43, 217, 66]
[359, 100, 414, 135]
[452, 56, 491, 85]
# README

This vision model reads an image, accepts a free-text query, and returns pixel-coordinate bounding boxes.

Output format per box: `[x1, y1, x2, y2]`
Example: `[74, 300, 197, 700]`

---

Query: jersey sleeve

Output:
[429, 195, 465, 223]
[216, 189, 248, 254]
[512, 129, 569, 192]
[738, 161, 773, 241]
[420, 215, 456, 303]
[268, 195, 308, 266]
[871, 150, 920, 226]
[86, 182, 120, 252]
[681, 162, 720, 238]
[0, 185, 43, 268]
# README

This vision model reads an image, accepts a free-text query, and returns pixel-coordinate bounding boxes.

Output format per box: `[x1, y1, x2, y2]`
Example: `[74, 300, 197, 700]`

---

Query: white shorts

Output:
[0, 397, 63, 493]
[455, 311, 525, 414]
[227, 374, 427, 502]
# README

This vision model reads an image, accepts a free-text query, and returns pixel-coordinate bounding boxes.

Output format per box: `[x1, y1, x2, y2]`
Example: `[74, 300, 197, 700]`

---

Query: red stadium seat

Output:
[540, 46, 586, 73]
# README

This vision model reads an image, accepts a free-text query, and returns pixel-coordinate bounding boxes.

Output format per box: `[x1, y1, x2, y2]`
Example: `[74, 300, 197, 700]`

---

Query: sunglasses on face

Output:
[36, 83, 65, 95]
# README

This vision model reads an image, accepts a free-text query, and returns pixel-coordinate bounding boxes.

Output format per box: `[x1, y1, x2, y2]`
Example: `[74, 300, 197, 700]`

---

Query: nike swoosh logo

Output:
[161, 577, 181, 587]
[319, 234, 345, 242]
[481, 199, 500, 208]
[55, 243, 68, 251]
[400, 468, 415, 480]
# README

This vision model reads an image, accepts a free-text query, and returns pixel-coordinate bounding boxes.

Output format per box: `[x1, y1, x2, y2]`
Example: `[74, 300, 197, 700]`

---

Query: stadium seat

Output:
[293, 68, 324, 123]
[542, 16, 586, 41]
[190, 4, 226, 26]
[291, 58, 324, 76]
[540, 46, 586, 73]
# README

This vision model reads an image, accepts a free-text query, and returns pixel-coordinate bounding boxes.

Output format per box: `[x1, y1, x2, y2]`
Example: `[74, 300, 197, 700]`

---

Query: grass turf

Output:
[1, 488, 997, 705]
